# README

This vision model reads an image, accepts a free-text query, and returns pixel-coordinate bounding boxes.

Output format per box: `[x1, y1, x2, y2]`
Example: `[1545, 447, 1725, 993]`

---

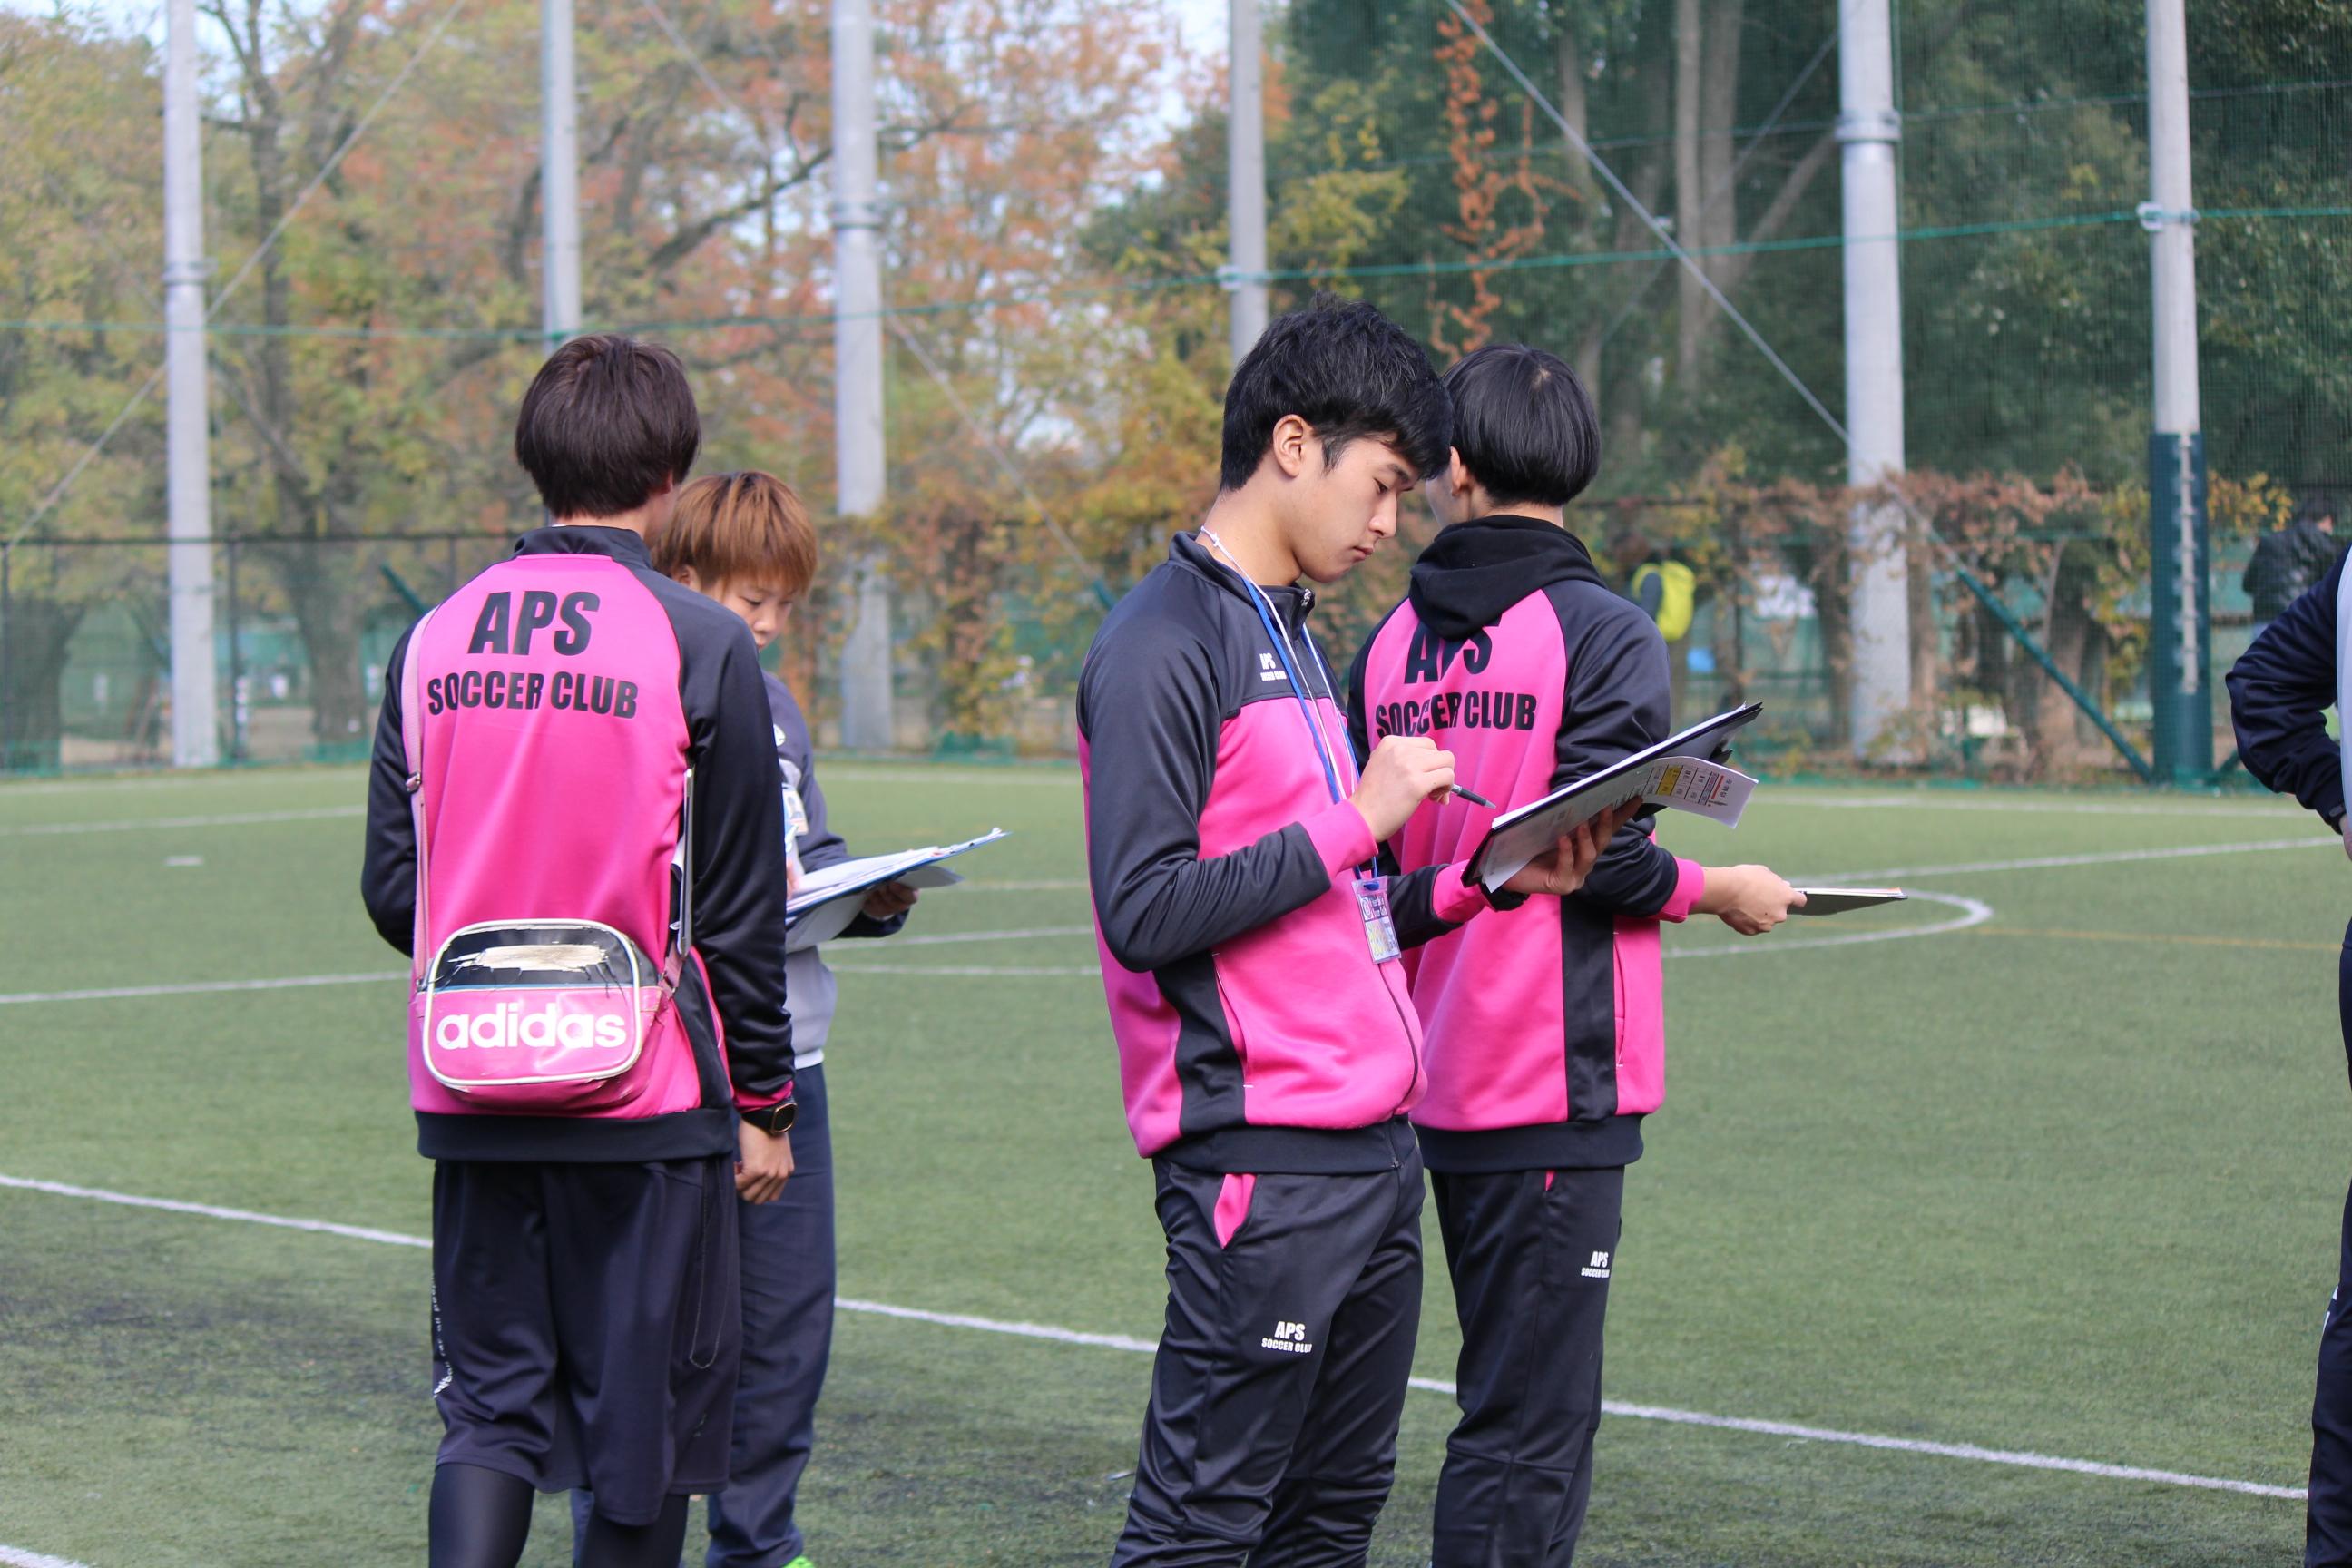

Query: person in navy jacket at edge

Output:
[1076, 296, 1621, 1568]
[2230, 544, 2352, 1568]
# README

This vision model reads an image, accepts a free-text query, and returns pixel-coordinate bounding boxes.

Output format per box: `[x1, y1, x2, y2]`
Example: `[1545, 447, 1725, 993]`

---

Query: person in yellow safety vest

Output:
[1610, 526, 1697, 712]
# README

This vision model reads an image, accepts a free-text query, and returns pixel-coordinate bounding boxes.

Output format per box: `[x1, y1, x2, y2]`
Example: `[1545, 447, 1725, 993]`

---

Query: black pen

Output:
[1448, 785, 1500, 809]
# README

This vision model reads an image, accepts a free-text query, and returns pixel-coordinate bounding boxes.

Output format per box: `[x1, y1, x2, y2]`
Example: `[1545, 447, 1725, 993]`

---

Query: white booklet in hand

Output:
[1468, 704, 1762, 891]
[785, 828, 1008, 952]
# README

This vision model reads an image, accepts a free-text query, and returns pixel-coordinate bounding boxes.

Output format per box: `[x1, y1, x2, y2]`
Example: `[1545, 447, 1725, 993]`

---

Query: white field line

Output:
[832, 964, 1103, 977]
[0, 806, 362, 837]
[0, 1175, 428, 1248]
[839, 894, 1995, 976]
[821, 769, 1079, 789]
[0, 838, 2318, 1004]
[1664, 891, 1993, 960]
[0, 769, 360, 798]
[0, 1545, 94, 1568]
[1807, 835, 2335, 885]
[0, 1173, 2302, 1502]
[929, 840, 2327, 903]
[1769, 795, 2309, 821]
[886, 924, 1093, 947]
[1587, 1401, 2305, 1501]
[0, 972, 401, 1006]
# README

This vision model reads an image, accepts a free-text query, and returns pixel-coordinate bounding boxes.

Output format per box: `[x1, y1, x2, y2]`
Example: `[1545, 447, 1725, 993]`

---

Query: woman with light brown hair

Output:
[573, 469, 916, 1568]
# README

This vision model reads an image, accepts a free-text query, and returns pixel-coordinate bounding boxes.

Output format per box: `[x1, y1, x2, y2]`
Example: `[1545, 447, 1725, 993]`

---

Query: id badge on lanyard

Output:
[1356, 874, 1402, 964]
[1209, 537, 1403, 965]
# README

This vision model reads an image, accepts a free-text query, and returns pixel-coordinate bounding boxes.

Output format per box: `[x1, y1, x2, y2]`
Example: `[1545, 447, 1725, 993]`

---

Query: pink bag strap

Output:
[399, 607, 440, 965]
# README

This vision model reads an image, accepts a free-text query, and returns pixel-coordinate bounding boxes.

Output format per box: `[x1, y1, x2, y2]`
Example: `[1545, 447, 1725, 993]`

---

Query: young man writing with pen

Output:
[1077, 298, 1618, 1567]
[1347, 342, 1799, 1567]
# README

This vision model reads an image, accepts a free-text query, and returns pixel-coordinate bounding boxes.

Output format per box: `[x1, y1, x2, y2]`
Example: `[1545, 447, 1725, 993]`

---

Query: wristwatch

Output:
[741, 1099, 798, 1136]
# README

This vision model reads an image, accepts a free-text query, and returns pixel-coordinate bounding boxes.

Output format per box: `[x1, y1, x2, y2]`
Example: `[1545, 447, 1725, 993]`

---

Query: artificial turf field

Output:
[4, 760, 2350, 1566]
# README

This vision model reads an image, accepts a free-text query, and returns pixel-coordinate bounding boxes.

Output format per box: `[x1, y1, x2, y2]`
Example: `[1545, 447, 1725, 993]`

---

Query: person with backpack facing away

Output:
[1078, 299, 1615, 1567]
[1344, 343, 1801, 1567]
[360, 336, 798, 1568]
[2229, 551, 2352, 1566]
[2246, 495, 2342, 628]
[569, 469, 916, 1568]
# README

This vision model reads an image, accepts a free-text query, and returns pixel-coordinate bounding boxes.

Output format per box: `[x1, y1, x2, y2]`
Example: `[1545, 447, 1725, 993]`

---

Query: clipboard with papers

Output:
[1790, 887, 1907, 916]
[784, 828, 1008, 951]
[1466, 704, 1764, 890]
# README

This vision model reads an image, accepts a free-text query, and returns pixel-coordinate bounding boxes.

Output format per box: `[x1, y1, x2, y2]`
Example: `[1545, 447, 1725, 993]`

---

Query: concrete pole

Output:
[164, 0, 219, 768]
[1225, 0, 1268, 367]
[542, 0, 582, 339]
[1837, 0, 1909, 758]
[832, 0, 894, 749]
[2144, 0, 2210, 781]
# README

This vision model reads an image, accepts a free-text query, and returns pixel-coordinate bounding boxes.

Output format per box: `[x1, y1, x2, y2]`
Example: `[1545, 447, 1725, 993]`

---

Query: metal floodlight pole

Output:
[1224, 0, 1268, 366]
[542, 0, 583, 341]
[165, 0, 220, 768]
[832, 0, 894, 750]
[2144, 0, 2210, 783]
[1838, 0, 1910, 760]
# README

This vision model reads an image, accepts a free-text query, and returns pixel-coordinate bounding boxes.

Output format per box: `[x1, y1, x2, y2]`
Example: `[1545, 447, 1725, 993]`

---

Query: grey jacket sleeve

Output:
[769, 673, 906, 939]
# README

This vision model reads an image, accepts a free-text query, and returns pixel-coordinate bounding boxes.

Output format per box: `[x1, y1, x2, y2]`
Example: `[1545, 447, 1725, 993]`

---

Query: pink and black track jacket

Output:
[361, 525, 794, 1162]
[1345, 515, 1705, 1173]
[1078, 533, 1491, 1175]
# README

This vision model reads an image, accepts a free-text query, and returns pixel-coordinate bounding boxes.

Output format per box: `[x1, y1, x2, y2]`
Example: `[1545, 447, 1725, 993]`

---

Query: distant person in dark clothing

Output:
[2247, 495, 2341, 626]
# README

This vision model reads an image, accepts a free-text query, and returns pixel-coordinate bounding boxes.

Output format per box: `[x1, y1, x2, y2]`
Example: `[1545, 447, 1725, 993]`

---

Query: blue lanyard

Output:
[1202, 531, 1355, 809]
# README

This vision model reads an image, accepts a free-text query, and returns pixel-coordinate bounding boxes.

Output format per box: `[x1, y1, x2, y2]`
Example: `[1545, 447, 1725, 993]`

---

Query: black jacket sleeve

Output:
[360, 625, 418, 955]
[672, 603, 795, 1104]
[1550, 587, 1689, 917]
[1387, 864, 1477, 948]
[1080, 614, 1353, 975]
[2229, 554, 2347, 826]
[1344, 630, 1375, 769]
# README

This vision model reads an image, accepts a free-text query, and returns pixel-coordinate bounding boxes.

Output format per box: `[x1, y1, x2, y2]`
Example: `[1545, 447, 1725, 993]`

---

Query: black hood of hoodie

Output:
[1407, 514, 1607, 640]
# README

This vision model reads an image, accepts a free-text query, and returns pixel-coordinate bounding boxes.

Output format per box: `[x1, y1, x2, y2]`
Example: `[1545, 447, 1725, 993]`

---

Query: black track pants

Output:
[1111, 1152, 1426, 1568]
[1429, 1165, 1624, 1568]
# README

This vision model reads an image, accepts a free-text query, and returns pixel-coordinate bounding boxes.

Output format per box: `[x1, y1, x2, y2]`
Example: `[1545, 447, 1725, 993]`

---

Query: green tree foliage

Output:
[0, 14, 167, 768]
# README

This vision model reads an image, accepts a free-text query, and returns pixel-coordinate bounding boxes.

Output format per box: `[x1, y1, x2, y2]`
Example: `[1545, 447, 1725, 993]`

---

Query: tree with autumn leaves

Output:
[5, 0, 2349, 776]
[2, 0, 1186, 757]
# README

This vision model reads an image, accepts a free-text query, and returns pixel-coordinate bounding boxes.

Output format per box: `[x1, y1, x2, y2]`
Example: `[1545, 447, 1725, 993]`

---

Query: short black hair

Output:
[1220, 295, 1450, 492]
[2297, 491, 2339, 528]
[514, 335, 701, 519]
[1442, 343, 1602, 509]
